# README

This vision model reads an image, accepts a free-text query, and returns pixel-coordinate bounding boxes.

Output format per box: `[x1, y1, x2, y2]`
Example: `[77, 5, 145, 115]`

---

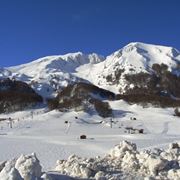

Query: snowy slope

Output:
[0, 68, 12, 79]
[8, 52, 104, 97]
[76, 42, 180, 93]
[9, 52, 104, 75]
[0, 100, 180, 172]
[4, 42, 180, 96]
[105, 42, 180, 73]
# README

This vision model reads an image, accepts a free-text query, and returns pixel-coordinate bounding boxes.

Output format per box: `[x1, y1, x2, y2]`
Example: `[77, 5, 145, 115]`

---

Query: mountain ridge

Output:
[1, 42, 180, 98]
[75, 42, 180, 94]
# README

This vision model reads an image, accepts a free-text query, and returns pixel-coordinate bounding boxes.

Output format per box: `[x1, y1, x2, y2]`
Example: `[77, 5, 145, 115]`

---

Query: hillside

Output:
[76, 42, 180, 94]
[0, 79, 43, 113]
[8, 52, 104, 98]
[48, 82, 115, 117]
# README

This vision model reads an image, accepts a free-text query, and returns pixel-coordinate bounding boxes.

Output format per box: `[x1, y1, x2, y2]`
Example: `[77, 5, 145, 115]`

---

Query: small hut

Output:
[80, 135, 87, 139]
[138, 129, 144, 134]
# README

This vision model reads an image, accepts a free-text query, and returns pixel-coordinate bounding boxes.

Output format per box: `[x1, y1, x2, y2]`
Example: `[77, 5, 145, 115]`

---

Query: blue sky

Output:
[0, 0, 180, 66]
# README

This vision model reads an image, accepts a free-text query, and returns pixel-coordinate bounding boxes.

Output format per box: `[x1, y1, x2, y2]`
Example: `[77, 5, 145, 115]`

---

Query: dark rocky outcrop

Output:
[123, 63, 180, 98]
[112, 63, 180, 107]
[48, 82, 114, 118]
[0, 79, 43, 113]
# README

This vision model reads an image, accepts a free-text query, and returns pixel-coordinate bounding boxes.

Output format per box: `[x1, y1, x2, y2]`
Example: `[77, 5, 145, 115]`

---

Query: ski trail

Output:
[65, 122, 71, 134]
[161, 121, 170, 134]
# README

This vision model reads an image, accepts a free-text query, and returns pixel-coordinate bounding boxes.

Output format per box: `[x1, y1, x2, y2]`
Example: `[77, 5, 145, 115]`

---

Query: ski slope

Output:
[0, 100, 180, 171]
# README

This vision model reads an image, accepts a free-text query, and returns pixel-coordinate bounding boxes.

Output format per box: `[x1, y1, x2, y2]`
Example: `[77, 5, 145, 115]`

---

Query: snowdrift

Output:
[1, 141, 180, 179]
[55, 140, 180, 179]
[0, 153, 42, 180]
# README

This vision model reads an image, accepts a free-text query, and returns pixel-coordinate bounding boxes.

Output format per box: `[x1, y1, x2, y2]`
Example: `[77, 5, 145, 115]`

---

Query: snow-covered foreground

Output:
[1, 140, 180, 179]
[0, 100, 180, 179]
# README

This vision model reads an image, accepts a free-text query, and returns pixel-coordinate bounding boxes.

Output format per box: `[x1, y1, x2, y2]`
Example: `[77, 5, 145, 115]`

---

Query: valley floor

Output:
[0, 100, 180, 172]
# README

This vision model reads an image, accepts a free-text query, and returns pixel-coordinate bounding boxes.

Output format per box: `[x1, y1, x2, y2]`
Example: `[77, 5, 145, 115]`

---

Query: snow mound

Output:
[1, 141, 180, 179]
[0, 153, 42, 180]
[0, 160, 22, 180]
[54, 140, 180, 179]
[108, 140, 137, 158]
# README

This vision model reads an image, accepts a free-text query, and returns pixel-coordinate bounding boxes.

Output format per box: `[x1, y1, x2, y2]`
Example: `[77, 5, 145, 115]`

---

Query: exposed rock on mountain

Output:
[0, 79, 43, 113]
[48, 82, 114, 118]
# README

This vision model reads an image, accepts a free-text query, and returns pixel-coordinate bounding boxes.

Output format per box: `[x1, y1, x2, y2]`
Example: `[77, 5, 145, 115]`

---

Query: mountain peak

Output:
[108, 42, 180, 66]
[3, 42, 180, 97]
[79, 42, 180, 94]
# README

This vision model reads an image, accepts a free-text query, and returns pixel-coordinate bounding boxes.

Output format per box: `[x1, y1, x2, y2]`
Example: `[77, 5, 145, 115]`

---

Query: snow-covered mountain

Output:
[8, 52, 104, 97]
[0, 68, 12, 79]
[76, 42, 180, 93]
[3, 42, 180, 97]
